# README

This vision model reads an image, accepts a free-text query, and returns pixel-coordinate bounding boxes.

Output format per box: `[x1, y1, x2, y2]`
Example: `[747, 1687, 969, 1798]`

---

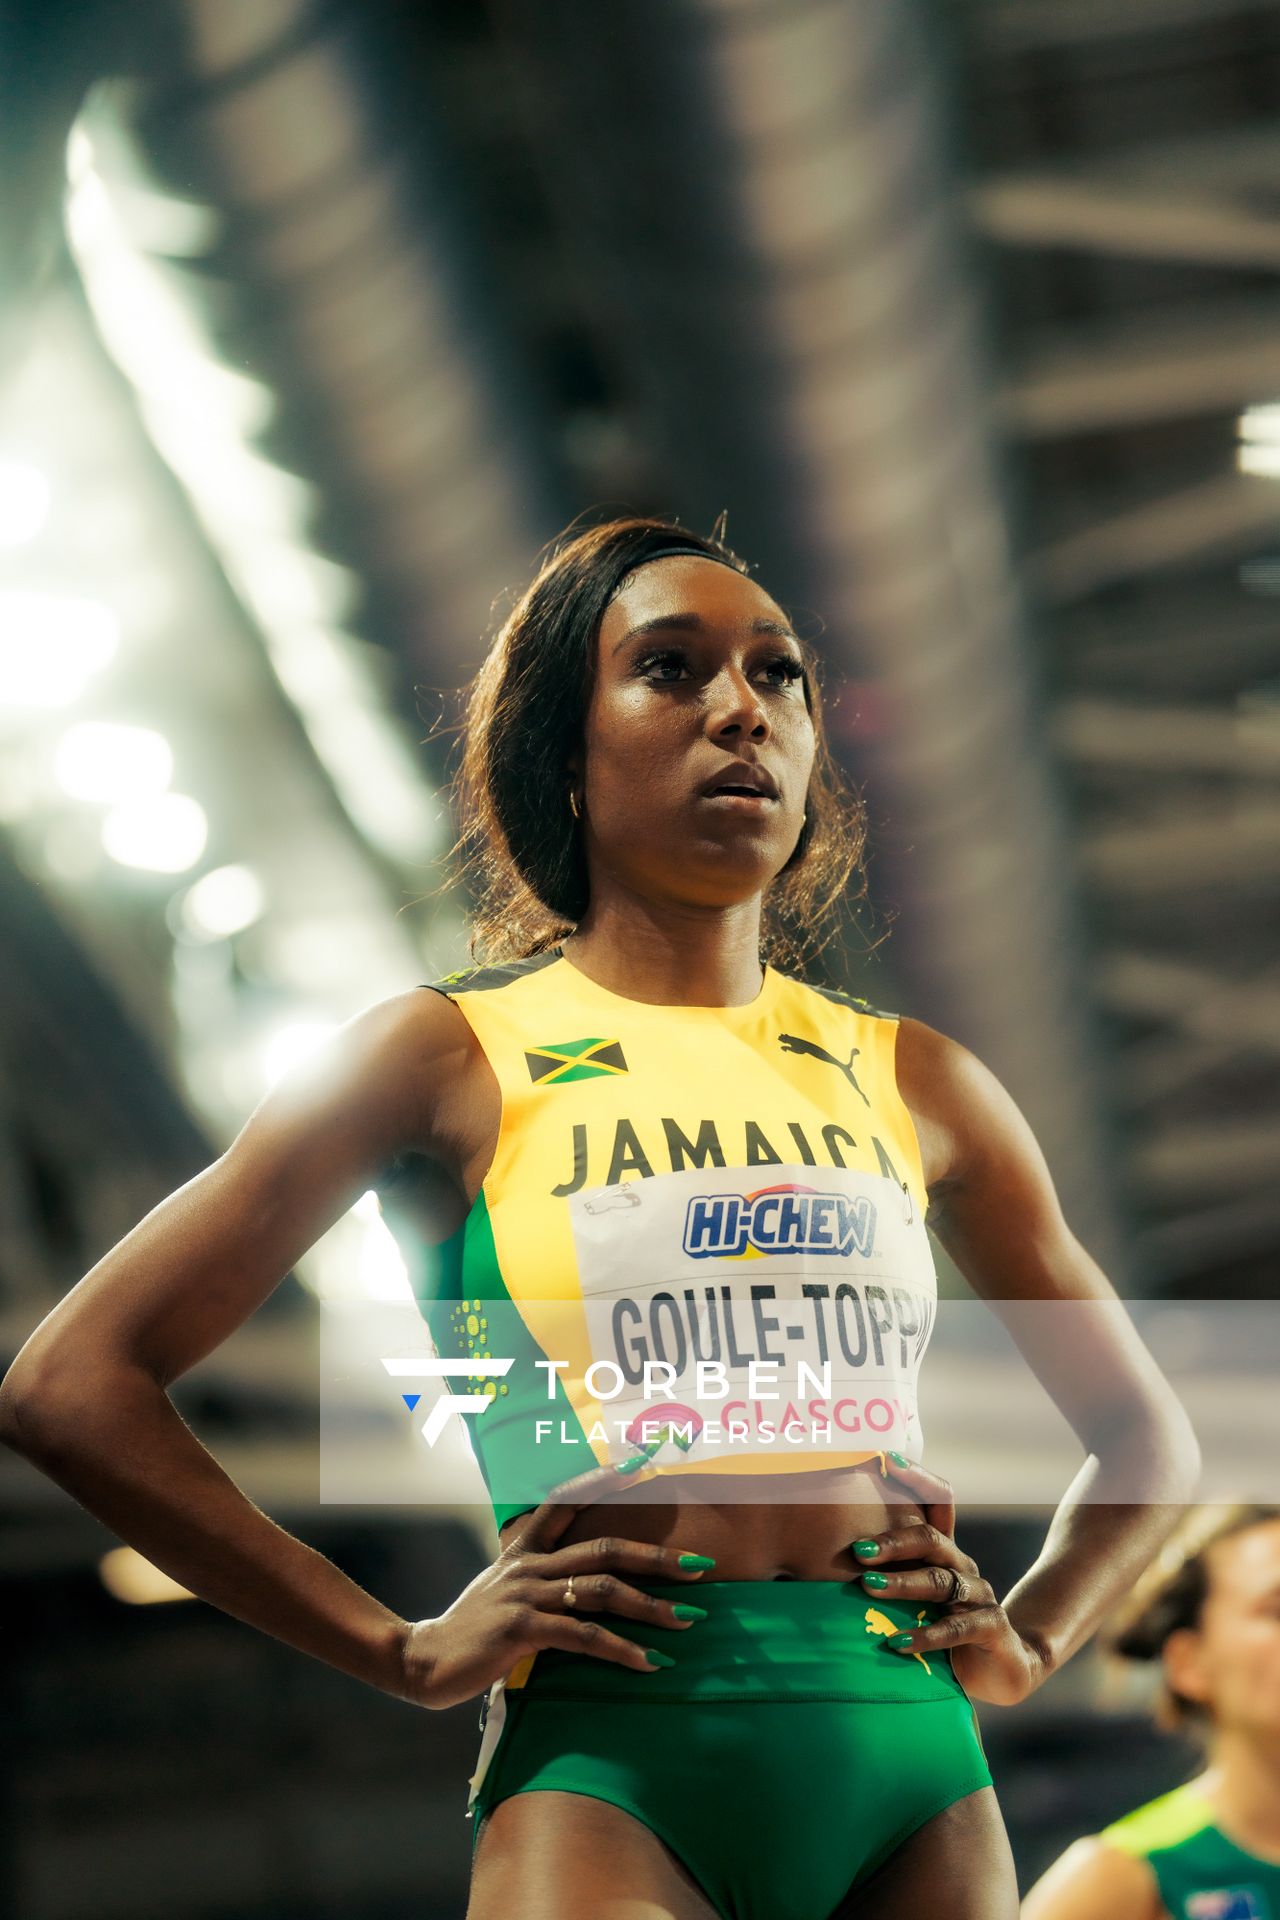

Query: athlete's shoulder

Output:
[418, 947, 562, 1000]
[775, 966, 901, 1022]
[1021, 1832, 1161, 1920]
[1098, 1780, 1216, 1857]
[238, 981, 479, 1186]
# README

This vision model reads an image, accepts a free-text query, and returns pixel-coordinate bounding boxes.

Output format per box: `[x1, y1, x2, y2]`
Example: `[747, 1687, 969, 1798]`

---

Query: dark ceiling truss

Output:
[951, 0, 1280, 1291]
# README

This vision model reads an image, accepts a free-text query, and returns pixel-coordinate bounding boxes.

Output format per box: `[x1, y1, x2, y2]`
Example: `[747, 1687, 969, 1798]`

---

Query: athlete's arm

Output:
[1019, 1834, 1163, 1919]
[894, 1016, 1201, 1674]
[0, 987, 476, 1697]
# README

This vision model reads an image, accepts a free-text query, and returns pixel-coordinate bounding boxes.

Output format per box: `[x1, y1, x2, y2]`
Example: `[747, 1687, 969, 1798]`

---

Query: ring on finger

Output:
[563, 1576, 578, 1608]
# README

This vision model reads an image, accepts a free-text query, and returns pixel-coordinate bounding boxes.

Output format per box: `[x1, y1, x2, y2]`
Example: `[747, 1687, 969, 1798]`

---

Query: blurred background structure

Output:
[2, 0, 1278, 1913]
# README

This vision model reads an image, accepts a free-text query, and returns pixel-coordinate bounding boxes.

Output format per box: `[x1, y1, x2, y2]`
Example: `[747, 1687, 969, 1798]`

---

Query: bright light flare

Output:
[53, 721, 173, 802]
[180, 863, 265, 940]
[1237, 403, 1280, 476]
[101, 792, 208, 872]
[262, 1020, 342, 1090]
[0, 593, 119, 708]
[0, 459, 51, 547]
[1239, 403, 1280, 444]
[99, 1546, 194, 1605]
[353, 1189, 413, 1302]
[1238, 443, 1280, 479]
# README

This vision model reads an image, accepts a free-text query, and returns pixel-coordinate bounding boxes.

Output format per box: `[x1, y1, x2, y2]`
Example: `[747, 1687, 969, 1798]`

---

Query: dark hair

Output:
[1102, 1503, 1280, 1739]
[443, 512, 870, 976]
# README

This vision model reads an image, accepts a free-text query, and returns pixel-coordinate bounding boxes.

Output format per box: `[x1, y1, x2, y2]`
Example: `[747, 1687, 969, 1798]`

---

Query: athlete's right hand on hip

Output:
[395, 1460, 715, 1711]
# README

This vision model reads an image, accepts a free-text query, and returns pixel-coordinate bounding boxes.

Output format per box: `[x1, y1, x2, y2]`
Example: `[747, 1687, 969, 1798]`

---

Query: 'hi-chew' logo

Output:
[381, 1357, 513, 1446]
[682, 1182, 877, 1259]
[525, 1037, 628, 1083]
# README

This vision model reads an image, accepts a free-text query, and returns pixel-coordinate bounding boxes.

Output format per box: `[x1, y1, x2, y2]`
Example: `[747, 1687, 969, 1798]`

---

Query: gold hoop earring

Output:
[569, 788, 582, 819]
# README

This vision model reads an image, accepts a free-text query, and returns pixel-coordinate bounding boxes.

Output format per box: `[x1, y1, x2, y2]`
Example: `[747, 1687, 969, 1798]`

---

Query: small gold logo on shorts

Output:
[863, 1605, 933, 1676]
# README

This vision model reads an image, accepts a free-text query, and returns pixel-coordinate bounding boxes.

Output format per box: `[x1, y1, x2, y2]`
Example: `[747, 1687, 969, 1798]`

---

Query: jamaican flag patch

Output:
[525, 1038, 628, 1083]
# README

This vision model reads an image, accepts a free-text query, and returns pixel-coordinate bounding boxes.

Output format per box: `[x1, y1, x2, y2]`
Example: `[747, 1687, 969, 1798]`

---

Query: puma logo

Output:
[778, 1034, 871, 1106]
[863, 1605, 934, 1676]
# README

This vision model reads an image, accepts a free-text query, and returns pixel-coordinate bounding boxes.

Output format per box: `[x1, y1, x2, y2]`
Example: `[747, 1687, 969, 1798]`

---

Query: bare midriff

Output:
[498, 1462, 929, 1581]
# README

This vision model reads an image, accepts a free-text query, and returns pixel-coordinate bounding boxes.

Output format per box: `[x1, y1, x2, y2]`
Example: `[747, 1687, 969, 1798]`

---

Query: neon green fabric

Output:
[469, 1580, 993, 1920]
[1101, 1780, 1280, 1917]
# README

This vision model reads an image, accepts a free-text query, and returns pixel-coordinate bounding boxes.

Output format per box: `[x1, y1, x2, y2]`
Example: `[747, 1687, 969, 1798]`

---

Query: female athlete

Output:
[0, 514, 1201, 1920]
[1023, 1503, 1280, 1919]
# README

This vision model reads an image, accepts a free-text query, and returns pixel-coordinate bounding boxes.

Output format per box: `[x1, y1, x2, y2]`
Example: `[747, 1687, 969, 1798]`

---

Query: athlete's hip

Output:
[507, 1576, 969, 1706]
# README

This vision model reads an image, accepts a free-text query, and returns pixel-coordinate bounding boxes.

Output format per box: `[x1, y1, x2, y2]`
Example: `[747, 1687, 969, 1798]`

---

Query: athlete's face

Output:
[1164, 1521, 1280, 1738]
[576, 556, 816, 908]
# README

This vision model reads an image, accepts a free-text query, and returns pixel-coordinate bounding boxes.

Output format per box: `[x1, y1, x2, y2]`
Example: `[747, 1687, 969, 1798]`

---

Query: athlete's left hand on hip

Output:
[849, 1452, 1048, 1707]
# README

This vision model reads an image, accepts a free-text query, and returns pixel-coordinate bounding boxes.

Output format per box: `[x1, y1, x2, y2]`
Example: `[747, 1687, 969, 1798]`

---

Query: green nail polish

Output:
[678, 1553, 716, 1569]
[889, 1450, 911, 1468]
[886, 1633, 913, 1649]
[861, 1571, 889, 1590]
[672, 1603, 708, 1620]
[645, 1649, 677, 1667]
[853, 1539, 880, 1559]
[616, 1455, 648, 1474]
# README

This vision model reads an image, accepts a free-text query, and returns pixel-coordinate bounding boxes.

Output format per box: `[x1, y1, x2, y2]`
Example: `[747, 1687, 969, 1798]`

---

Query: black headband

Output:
[620, 544, 746, 575]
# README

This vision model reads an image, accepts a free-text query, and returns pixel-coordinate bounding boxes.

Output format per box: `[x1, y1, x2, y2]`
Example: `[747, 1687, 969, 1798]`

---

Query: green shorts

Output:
[468, 1578, 994, 1920]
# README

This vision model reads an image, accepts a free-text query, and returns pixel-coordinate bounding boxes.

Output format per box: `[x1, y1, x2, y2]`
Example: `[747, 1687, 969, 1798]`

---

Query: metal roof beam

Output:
[1079, 802, 1280, 893]
[1097, 951, 1280, 1050]
[1057, 591, 1280, 695]
[1053, 698, 1280, 775]
[971, 176, 1280, 270]
[1029, 474, 1280, 603]
[1001, 300, 1280, 438]
[972, 0, 1280, 52]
